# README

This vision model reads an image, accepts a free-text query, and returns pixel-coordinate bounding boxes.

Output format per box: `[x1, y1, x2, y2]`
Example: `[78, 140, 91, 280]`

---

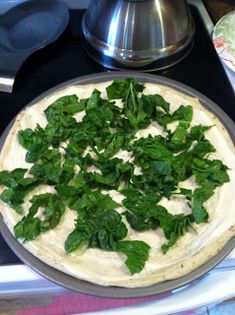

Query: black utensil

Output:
[0, 0, 69, 93]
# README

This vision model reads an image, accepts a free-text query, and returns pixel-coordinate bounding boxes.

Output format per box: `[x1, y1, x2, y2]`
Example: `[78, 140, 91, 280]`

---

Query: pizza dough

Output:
[0, 81, 235, 287]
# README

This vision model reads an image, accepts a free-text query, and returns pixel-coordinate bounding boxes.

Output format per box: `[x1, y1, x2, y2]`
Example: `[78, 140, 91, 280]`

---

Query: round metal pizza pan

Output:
[0, 71, 235, 298]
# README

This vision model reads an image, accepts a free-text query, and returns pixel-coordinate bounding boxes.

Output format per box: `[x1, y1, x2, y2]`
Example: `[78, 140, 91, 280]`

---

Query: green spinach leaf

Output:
[115, 240, 150, 275]
[14, 193, 65, 241]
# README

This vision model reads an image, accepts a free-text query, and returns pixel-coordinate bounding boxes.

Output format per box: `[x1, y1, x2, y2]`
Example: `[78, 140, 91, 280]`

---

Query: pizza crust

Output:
[0, 81, 235, 287]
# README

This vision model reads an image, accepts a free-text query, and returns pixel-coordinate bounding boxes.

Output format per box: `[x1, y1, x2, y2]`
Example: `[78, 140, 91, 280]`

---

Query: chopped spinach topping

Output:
[14, 193, 65, 241]
[0, 78, 230, 274]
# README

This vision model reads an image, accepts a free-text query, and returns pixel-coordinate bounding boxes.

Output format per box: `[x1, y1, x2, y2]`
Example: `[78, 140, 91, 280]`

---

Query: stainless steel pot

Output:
[82, 0, 195, 71]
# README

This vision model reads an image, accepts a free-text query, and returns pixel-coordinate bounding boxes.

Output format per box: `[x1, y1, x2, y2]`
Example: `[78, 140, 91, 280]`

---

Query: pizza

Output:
[0, 77, 235, 288]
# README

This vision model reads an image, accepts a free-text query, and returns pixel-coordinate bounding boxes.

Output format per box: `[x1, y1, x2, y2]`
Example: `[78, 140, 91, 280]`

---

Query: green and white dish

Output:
[213, 10, 235, 73]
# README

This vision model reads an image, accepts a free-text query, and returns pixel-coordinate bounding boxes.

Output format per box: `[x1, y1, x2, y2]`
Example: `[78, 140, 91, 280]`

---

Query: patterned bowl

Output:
[213, 10, 235, 74]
